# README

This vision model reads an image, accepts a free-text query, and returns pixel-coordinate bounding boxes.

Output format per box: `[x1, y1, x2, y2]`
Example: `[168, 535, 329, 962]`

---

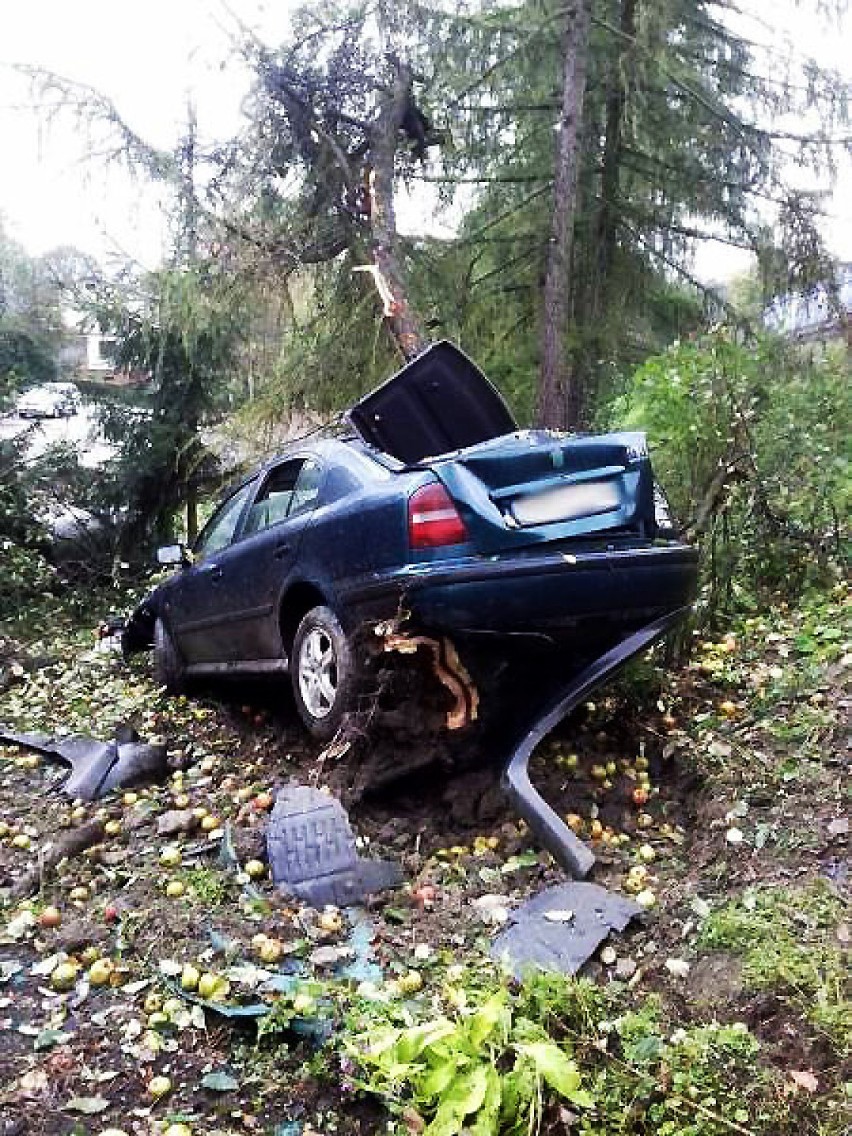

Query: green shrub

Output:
[607, 331, 849, 621]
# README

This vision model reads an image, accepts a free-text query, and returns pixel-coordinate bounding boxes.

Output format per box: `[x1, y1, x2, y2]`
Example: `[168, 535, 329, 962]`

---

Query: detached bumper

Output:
[340, 541, 699, 639]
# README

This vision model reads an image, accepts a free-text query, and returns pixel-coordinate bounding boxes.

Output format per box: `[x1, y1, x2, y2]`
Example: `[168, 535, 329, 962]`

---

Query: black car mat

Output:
[267, 784, 402, 907]
[0, 724, 168, 801]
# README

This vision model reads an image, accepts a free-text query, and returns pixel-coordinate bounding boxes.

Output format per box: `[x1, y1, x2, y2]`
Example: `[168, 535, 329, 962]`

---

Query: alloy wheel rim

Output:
[298, 627, 338, 719]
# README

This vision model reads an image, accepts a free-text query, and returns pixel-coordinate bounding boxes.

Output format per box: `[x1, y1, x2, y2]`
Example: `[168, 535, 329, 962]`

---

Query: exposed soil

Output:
[0, 593, 848, 1134]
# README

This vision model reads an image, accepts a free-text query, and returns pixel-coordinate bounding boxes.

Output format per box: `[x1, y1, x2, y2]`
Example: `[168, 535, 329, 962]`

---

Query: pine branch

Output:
[14, 66, 177, 183]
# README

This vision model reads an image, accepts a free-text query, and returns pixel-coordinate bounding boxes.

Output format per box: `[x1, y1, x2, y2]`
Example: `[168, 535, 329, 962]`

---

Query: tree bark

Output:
[535, 0, 592, 430]
[367, 58, 428, 362]
[597, 0, 637, 294]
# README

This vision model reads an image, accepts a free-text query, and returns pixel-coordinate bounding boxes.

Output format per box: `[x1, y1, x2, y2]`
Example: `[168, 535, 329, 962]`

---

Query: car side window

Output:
[194, 481, 255, 561]
[243, 459, 323, 535]
[289, 459, 323, 518]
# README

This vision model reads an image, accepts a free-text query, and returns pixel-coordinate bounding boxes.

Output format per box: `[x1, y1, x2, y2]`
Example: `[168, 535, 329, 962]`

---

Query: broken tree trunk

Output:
[365, 56, 428, 362]
[535, 0, 592, 431]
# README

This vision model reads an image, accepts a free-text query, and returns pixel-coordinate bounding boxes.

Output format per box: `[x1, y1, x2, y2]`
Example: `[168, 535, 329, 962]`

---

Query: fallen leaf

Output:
[789, 1070, 819, 1093]
[63, 1095, 110, 1113]
[201, 1069, 239, 1092]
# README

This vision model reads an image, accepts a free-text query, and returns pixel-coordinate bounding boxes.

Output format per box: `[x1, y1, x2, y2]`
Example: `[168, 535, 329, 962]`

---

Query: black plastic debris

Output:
[267, 784, 402, 907]
[491, 882, 642, 977]
[0, 724, 167, 801]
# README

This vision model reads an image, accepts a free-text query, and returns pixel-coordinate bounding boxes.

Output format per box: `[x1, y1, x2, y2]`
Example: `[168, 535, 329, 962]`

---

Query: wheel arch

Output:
[279, 580, 331, 655]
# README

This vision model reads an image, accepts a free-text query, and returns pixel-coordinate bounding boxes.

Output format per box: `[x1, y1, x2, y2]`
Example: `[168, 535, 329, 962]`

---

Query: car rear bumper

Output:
[340, 541, 699, 641]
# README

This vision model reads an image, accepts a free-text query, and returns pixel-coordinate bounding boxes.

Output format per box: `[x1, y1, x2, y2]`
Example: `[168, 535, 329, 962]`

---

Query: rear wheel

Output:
[291, 606, 355, 741]
[153, 617, 186, 695]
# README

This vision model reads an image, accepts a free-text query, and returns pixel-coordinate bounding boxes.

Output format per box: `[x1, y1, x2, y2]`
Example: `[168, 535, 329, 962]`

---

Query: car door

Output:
[164, 478, 257, 664]
[191, 456, 325, 664]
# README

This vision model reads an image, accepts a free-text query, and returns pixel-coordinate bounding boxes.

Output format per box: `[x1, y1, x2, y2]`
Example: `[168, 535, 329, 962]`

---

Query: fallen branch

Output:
[12, 820, 105, 898]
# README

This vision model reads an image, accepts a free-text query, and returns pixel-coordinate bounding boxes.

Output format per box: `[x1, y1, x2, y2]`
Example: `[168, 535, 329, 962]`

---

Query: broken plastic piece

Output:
[267, 785, 402, 907]
[501, 607, 690, 879]
[491, 882, 641, 977]
[0, 725, 168, 800]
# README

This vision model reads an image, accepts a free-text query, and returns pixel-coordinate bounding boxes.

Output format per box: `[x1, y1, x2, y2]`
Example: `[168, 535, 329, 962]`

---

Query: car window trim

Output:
[192, 477, 258, 559]
[232, 455, 325, 541]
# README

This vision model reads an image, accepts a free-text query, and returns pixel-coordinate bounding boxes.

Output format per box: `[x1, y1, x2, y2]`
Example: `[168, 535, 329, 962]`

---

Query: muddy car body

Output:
[124, 343, 698, 739]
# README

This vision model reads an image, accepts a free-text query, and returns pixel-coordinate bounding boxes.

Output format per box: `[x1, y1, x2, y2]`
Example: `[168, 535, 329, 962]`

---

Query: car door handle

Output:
[273, 543, 292, 560]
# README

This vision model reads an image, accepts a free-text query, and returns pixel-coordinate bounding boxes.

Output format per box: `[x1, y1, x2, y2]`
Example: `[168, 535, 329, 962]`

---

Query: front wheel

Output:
[153, 617, 186, 695]
[291, 605, 355, 742]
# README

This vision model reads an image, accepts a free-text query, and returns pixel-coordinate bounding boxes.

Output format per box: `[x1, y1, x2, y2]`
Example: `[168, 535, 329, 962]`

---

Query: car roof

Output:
[223, 435, 392, 499]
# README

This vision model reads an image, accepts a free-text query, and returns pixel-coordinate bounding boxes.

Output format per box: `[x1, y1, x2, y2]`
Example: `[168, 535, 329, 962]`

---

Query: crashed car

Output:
[123, 342, 698, 740]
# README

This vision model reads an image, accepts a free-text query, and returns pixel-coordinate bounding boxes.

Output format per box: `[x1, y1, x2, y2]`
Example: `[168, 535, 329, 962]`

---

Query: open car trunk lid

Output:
[349, 340, 517, 463]
[350, 340, 656, 549]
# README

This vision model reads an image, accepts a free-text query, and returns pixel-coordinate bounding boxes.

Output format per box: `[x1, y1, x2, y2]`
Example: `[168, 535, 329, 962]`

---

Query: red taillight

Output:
[408, 481, 468, 548]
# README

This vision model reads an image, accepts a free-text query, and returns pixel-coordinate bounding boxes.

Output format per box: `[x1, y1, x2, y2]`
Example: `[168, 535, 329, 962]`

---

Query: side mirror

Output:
[156, 544, 193, 567]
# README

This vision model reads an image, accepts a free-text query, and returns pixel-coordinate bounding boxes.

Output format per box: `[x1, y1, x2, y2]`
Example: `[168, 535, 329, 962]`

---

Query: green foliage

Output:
[348, 983, 592, 1135]
[0, 537, 57, 618]
[100, 266, 247, 559]
[343, 971, 818, 1135]
[608, 329, 849, 618]
[0, 323, 56, 390]
[700, 881, 850, 1052]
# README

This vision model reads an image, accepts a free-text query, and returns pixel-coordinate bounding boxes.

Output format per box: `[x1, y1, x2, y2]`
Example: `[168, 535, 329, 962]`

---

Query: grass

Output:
[699, 880, 850, 1054]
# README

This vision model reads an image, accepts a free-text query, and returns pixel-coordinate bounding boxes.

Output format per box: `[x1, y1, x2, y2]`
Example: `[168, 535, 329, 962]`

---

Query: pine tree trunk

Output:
[535, 0, 592, 430]
[367, 57, 428, 362]
[597, 0, 637, 293]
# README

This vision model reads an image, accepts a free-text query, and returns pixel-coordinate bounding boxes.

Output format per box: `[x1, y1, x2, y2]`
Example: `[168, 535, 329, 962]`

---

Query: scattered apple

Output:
[147, 1074, 172, 1099]
[11, 833, 31, 850]
[398, 969, 423, 995]
[638, 844, 656, 863]
[165, 880, 186, 898]
[104, 820, 122, 837]
[122, 791, 139, 806]
[159, 846, 182, 868]
[180, 963, 201, 991]
[253, 791, 274, 812]
[38, 905, 62, 929]
[88, 958, 115, 986]
[200, 815, 220, 832]
[632, 787, 649, 807]
[197, 972, 230, 1001]
[292, 991, 317, 1015]
[636, 888, 657, 909]
[413, 884, 437, 909]
[69, 886, 90, 902]
[50, 961, 79, 991]
[244, 859, 266, 879]
[103, 902, 120, 923]
[256, 937, 283, 964]
[318, 909, 343, 934]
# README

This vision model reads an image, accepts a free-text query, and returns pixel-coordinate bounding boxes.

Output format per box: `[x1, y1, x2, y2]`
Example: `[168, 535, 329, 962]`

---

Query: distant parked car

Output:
[17, 383, 81, 419]
[122, 342, 698, 740]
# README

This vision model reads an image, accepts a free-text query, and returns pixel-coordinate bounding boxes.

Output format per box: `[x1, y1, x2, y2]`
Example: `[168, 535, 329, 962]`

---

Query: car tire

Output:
[153, 617, 186, 695]
[291, 605, 355, 742]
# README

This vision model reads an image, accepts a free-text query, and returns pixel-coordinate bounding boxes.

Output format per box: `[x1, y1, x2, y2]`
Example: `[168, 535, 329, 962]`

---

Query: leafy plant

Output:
[348, 988, 592, 1135]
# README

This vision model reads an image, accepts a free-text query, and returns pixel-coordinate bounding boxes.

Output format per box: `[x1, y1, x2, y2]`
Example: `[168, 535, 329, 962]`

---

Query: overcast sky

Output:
[0, 0, 849, 283]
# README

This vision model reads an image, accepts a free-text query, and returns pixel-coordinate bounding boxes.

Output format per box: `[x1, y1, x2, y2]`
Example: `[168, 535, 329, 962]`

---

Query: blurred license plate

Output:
[511, 480, 620, 526]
